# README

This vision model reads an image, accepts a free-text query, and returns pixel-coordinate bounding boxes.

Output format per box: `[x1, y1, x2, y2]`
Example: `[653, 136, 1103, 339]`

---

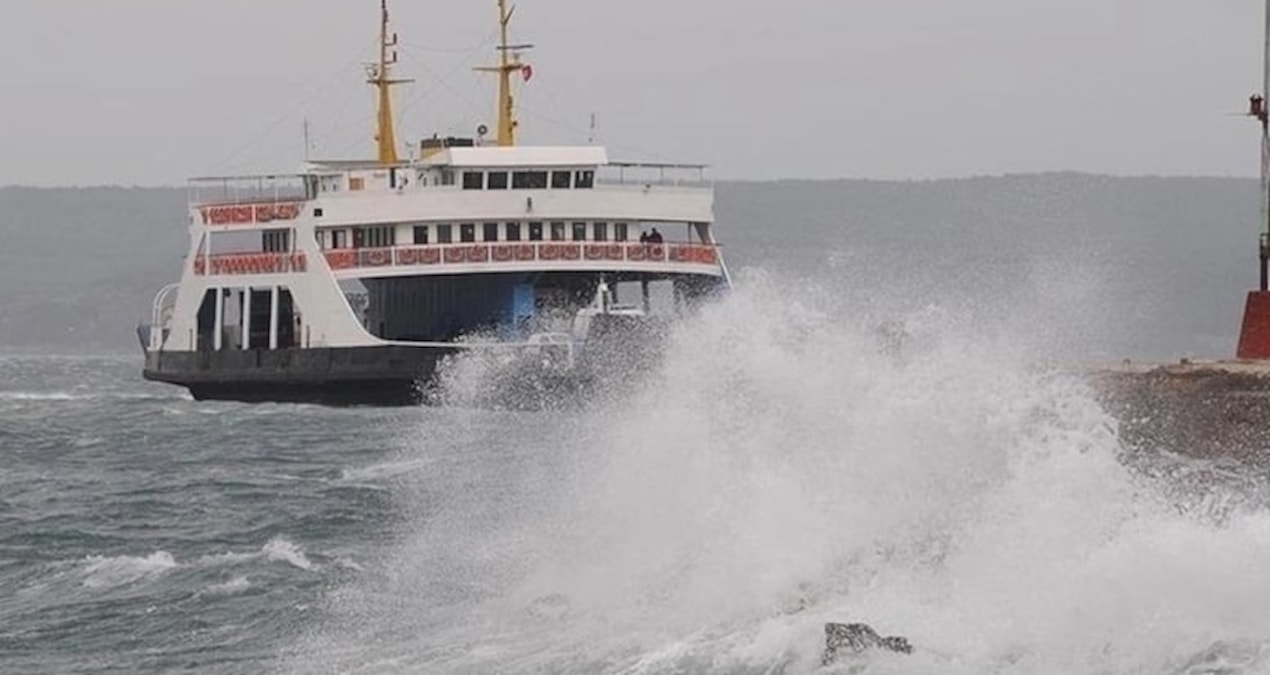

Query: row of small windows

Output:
[411, 221, 629, 245]
[320, 221, 634, 249]
[462, 170, 596, 191]
[319, 226, 396, 250]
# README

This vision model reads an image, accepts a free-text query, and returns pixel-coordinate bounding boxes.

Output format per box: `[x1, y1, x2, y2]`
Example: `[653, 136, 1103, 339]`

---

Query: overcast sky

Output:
[0, 0, 1264, 186]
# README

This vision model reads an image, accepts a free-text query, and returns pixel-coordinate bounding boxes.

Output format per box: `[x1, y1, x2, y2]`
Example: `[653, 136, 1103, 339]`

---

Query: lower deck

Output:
[354, 270, 724, 342]
[143, 312, 666, 408]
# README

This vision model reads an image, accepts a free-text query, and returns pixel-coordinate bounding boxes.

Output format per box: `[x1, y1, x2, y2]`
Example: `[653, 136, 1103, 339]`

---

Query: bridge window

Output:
[551, 171, 572, 189]
[512, 171, 548, 189]
[483, 222, 499, 242]
[614, 222, 628, 242]
[593, 222, 608, 242]
[575, 170, 595, 189]
[413, 225, 429, 245]
[262, 229, 290, 252]
[460, 223, 476, 243]
[487, 171, 509, 189]
[354, 225, 395, 249]
[506, 222, 521, 241]
[462, 172, 484, 190]
[437, 224, 453, 244]
[440, 170, 456, 186]
[571, 222, 587, 241]
[528, 222, 543, 241]
[550, 222, 566, 241]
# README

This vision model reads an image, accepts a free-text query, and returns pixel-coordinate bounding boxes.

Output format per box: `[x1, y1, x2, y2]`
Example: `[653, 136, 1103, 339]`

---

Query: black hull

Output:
[143, 315, 670, 408]
[143, 346, 452, 406]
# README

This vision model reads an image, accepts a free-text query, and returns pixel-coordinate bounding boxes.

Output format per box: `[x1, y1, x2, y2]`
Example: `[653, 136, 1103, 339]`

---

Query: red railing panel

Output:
[193, 252, 309, 276]
[194, 244, 724, 276]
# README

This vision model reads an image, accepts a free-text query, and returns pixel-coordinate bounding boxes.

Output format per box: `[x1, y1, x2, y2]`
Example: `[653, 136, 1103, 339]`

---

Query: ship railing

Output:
[598, 162, 710, 187]
[139, 283, 181, 351]
[192, 252, 310, 276]
[319, 241, 722, 271]
[188, 174, 310, 208]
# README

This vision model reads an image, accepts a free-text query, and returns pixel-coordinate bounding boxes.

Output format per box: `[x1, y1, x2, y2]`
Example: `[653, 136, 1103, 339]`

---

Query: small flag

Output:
[521, 64, 534, 82]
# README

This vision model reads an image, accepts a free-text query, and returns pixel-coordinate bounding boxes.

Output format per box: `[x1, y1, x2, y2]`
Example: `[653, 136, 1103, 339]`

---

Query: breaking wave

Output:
[73, 537, 315, 593]
[81, 551, 179, 589]
[286, 273, 1270, 674]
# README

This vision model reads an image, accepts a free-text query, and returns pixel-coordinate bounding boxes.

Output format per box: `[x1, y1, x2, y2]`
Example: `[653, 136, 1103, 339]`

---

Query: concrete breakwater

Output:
[1088, 362, 1270, 468]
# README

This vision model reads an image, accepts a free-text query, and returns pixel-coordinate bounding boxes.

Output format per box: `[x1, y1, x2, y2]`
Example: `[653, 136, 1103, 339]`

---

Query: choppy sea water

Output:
[5, 280, 1270, 674]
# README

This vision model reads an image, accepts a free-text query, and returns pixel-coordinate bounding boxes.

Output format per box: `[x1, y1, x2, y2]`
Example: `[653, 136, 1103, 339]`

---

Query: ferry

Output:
[139, 1, 732, 406]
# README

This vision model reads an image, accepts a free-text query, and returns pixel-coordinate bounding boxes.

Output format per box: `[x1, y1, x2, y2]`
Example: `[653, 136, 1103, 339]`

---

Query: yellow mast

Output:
[369, 0, 412, 164]
[475, 0, 533, 146]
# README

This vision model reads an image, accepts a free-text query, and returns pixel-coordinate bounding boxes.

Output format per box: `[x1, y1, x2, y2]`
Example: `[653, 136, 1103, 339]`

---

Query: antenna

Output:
[303, 118, 311, 161]
[588, 112, 597, 145]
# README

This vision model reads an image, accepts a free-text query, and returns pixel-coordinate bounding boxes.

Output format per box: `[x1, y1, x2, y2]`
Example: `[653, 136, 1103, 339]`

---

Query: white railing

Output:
[141, 283, 181, 351]
[188, 175, 309, 207]
[598, 162, 710, 187]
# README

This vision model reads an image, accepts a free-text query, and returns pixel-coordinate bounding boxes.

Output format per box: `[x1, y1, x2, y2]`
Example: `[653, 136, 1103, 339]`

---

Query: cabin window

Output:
[483, 222, 499, 242]
[462, 172, 484, 190]
[355, 225, 395, 249]
[575, 170, 595, 189]
[262, 229, 291, 253]
[614, 222, 628, 242]
[437, 224, 453, 244]
[459, 223, 476, 243]
[506, 222, 521, 241]
[440, 170, 456, 186]
[551, 171, 572, 189]
[413, 225, 429, 245]
[571, 222, 587, 241]
[593, 222, 608, 242]
[512, 171, 548, 189]
[487, 171, 509, 189]
[550, 222, 566, 241]
[330, 230, 347, 249]
[528, 222, 543, 241]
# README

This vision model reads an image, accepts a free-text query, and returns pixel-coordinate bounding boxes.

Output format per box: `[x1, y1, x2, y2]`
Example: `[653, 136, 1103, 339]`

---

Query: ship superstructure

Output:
[140, 1, 730, 405]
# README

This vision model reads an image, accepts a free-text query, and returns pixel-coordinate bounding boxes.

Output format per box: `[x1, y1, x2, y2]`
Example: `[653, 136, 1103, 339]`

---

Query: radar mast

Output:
[475, 0, 534, 146]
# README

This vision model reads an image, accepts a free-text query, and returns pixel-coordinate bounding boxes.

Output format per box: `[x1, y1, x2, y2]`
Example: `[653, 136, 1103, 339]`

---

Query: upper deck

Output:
[188, 145, 715, 229]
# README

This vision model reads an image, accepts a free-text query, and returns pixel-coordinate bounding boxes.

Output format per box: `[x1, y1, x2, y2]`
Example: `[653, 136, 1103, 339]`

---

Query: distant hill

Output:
[0, 187, 188, 354]
[0, 174, 1257, 359]
[716, 174, 1256, 361]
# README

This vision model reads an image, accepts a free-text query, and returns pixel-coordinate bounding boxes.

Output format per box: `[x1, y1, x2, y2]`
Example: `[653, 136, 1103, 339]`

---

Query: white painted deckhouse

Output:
[141, 0, 731, 405]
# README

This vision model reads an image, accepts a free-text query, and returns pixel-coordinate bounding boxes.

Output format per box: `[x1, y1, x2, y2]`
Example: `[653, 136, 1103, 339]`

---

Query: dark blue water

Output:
[6, 285, 1270, 674]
